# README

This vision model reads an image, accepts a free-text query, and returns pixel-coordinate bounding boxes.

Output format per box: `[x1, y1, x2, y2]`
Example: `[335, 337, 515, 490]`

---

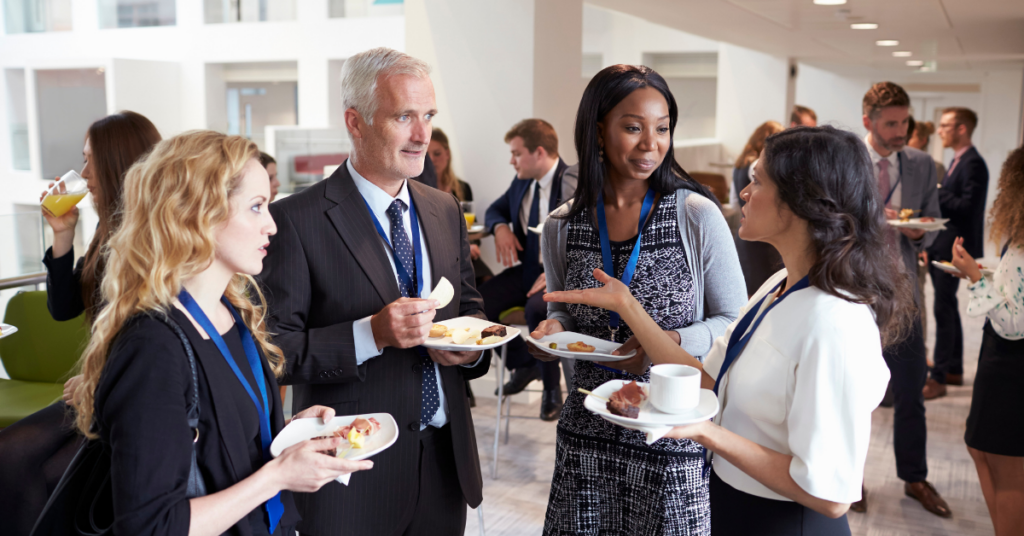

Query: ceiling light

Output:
[851, 23, 879, 30]
[906, 60, 924, 67]
[876, 40, 899, 46]
[892, 51, 913, 57]
[813, 0, 846, 4]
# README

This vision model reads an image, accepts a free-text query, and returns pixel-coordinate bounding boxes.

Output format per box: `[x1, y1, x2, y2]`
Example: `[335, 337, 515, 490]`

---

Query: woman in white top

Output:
[951, 145, 1024, 536]
[546, 126, 916, 535]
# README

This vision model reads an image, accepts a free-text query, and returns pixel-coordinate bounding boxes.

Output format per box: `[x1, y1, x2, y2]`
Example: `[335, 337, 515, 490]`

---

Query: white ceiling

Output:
[589, 0, 1024, 74]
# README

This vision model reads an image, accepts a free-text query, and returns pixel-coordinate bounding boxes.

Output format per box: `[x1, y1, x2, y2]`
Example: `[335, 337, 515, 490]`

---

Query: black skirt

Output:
[710, 469, 851, 536]
[965, 320, 1024, 456]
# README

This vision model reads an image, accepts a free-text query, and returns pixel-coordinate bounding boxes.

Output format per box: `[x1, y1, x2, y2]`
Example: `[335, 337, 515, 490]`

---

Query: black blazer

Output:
[483, 158, 570, 266]
[930, 146, 989, 260]
[42, 247, 87, 321]
[257, 162, 488, 535]
[94, 310, 298, 536]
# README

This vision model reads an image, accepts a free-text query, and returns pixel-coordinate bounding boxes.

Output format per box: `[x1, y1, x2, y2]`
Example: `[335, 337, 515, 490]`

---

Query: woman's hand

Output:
[62, 374, 84, 406]
[602, 331, 681, 376]
[289, 404, 334, 425]
[266, 437, 373, 493]
[951, 237, 982, 283]
[663, 419, 714, 442]
[527, 319, 565, 362]
[469, 244, 481, 260]
[544, 269, 633, 313]
[40, 179, 80, 235]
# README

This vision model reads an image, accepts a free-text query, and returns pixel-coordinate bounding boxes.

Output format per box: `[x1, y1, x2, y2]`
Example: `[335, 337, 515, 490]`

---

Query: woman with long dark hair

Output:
[548, 126, 915, 535]
[0, 111, 162, 535]
[530, 65, 746, 535]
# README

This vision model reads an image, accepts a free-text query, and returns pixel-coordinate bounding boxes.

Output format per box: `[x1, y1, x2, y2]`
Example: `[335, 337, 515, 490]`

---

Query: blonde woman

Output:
[71, 131, 370, 535]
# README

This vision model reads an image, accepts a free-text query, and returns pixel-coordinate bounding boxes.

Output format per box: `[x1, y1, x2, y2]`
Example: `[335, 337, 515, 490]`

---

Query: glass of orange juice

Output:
[460, 201, 476, 229]
[41, 170, 89, 218]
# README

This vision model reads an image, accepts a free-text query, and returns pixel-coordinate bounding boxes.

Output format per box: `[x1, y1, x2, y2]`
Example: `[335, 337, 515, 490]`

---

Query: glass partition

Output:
[204, 0, 295, 23]
[268, 126, 351, 195]
[3, 0, 72, 33]
[5, 69, 30, 170]
[98, 0, 176, 28]
[34, 69, 108, 182]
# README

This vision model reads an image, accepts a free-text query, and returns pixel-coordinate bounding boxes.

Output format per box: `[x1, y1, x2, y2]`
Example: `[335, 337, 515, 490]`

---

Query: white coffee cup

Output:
[649, 364, 701, 414]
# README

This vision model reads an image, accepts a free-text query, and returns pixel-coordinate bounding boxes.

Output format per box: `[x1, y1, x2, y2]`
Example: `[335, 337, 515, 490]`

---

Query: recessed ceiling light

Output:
[892, 51, 913, 57]
[813, 0, 846, 4]
[906, 60, 924, 67]
[851, 23, 879, 30]
[876, 40, 899, 46]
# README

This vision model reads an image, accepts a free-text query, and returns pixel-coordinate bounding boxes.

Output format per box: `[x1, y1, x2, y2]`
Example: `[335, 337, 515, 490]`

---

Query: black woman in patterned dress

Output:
[530, 65, 746, 535]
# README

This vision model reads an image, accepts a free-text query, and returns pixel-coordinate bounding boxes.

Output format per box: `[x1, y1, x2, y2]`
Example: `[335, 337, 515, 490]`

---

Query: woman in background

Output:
[953, 145, 1024, 536]
[0, 111, 161, 535]
[259, 151, 281, 202]
[732, 121, 784, 296]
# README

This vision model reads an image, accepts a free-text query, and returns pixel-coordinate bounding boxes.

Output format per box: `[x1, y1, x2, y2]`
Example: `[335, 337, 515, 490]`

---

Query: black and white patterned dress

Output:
[543, 192, 709, 536]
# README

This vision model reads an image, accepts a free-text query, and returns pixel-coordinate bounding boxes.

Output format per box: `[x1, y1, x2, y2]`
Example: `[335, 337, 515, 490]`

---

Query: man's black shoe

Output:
[495, 366, 541, 396]
[541, 387, 564, 421]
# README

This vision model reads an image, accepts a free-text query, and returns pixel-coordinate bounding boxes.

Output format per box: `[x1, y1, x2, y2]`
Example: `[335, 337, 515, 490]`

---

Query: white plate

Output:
[0, 323, 17, 339]
[525, 331, 636, 361]
[583, 380, 719, 428]
[468, 224, 485, 233]
[421, 316, 521, 351]
[931, 260, 995, 278]
[271, 413, 398, 483]
[887, 217, 949, 231]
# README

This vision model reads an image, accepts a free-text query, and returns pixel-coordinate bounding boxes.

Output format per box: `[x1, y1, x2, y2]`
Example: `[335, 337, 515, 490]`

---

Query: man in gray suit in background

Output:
[851, 82, 951, 519]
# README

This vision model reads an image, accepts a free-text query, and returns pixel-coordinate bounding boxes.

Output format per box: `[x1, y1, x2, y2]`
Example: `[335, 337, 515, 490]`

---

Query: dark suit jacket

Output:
[410, 153, 438, 188]
[894, 148, 942, 305]
[483, 158, 572, 268]
[95, 310, 298, 536]
[258, 162, 487, 535]
[42, 246, 87, 321]
[929, 146, 989, 260]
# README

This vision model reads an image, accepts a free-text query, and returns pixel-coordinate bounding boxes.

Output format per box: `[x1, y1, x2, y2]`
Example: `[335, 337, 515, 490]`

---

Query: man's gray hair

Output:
[341, 47, 431, 125]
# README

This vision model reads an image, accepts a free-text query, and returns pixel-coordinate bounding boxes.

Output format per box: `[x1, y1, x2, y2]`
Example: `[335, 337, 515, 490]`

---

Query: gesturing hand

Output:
[544, 268, 633, 313]
[493, 224, 522, 267]
[371, 298, 438, 350]
[951, 237, 982, 283]
[526, 273, 547, 298]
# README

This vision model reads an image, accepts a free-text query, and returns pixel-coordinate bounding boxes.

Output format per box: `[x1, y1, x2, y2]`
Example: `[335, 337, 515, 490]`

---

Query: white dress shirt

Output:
[864, 135, 902, 208]
[518, 159, 560, 233]
[347, 159, 450, 429]
[702, 269, 890, 503]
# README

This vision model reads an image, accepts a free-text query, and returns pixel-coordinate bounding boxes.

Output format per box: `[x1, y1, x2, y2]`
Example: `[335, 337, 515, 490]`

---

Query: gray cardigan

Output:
[542, 189, 747, 358]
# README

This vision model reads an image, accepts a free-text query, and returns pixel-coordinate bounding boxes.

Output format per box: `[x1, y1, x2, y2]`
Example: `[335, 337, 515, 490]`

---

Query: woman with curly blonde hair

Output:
[70, 130, 370, 535]
[951, 145, 1024, 536]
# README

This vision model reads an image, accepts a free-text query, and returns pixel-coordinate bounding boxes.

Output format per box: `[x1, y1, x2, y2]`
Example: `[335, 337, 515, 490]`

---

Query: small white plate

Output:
[271, 413, 398, 483]
[887, 217, 949, 231]
[468, 224, 485, 233]
[931, 260, 995, 278]
[583, 380, 719, 428]
[525, 331, 636, 361]
[421, 316, 521, 351]
[0, 323, 17, 339]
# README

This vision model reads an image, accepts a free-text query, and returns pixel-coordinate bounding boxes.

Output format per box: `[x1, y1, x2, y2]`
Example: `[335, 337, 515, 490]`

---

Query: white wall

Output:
[715, 43, 788, 159]
[110, 59, 182, 138]
[794, 63, 871, 136]
[582, 5, 718, 67]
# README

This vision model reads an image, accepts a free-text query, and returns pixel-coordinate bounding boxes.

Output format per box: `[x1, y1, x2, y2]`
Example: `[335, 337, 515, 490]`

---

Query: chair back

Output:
[689, 172, 730, 205]
[0, 291, 88, 383]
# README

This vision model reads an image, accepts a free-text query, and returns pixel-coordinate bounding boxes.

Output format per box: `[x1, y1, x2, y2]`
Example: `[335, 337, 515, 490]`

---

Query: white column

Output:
[533, 0, 584, 162]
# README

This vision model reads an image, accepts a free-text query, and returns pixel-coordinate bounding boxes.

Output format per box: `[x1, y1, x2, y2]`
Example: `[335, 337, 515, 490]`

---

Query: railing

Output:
[0, 271, 46, 291]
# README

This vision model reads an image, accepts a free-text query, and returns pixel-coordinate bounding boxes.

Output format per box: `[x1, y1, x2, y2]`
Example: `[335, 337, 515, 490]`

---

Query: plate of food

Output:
[525, 331, 636, 361]
[421, 316, 521, 351]
[887, 210, 948, 231]
[271, 413, 398, 483]
[582, 379, 719, 428]
[0, 323, 17, 339]
[931, 259, 996, 278]
[468, 224, 486, 234]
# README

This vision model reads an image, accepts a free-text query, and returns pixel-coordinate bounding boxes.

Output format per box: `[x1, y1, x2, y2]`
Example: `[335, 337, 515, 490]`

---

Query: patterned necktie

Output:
[384, 200, 440, 425]
[878, 159, 898, 252]
[524, 181, 542, 285]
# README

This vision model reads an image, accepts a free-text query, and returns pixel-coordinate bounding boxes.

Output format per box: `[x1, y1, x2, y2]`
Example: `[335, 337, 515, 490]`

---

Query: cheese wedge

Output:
[428, 276, 455, 308]
[451, 328, 481, 345]
[347, 428, 365, 449]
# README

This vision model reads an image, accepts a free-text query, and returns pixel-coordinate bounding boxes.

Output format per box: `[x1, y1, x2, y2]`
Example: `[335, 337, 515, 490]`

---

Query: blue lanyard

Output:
[596, 188, 656, 340]
[362, 195, 424, 297]
[178, 290, 284, 533]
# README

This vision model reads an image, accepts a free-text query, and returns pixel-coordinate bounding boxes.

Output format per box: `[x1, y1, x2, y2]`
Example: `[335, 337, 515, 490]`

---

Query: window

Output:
[204, 0, 295, 23]
[98, 0, 175, 28]
[35, 69, 108, 182]
[3, 0, 72, 33]
[5, 69, 29, 170]
[329, 0, 402, 18]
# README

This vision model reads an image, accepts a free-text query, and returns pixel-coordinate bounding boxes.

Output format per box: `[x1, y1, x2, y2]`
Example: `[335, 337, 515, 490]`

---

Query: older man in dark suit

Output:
[259, 47, 487, 536]
[851, 82, 951, 519]
[925, 107, 990, 399]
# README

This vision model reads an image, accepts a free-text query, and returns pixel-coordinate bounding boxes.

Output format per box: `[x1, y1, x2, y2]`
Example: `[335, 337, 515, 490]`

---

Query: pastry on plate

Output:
[567, 341, 596, 353]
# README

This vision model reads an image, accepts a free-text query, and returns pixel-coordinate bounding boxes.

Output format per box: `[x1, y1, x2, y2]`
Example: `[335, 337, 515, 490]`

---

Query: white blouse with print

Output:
[702, 269, 890, 504]
[966, 243, 1024, 340]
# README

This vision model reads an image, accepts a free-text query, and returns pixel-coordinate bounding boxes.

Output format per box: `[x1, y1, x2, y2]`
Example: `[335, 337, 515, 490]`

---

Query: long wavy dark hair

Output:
[762, 126, 915, 347]
[562, 64, 714, 221]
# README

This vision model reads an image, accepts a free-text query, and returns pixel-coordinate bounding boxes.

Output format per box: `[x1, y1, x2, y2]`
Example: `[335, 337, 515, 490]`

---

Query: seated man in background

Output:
[481, 118, 576, 421]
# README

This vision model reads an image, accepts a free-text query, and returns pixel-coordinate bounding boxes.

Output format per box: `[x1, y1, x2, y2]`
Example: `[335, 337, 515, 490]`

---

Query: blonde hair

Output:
[75, 130, 284, 439]
[735, 120, 784, 169]
[341, 47, 431, 127]
[430, 128, 464, 200]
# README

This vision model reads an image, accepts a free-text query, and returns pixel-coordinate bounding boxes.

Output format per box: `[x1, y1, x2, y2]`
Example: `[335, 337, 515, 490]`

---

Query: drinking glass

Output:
[41, 170, 88, 218]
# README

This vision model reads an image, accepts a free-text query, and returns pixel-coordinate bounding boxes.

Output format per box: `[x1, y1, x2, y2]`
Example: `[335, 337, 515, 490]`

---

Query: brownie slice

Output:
[481, 325, 507, 338]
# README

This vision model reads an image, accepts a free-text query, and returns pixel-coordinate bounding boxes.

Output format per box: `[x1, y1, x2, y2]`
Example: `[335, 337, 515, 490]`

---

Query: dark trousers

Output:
[480, 264, 561, 390]
[883, 318, 929, 483]
[710, 469, 851, 535]
[928, 264, 963, 383]
[400, 425, 467, 536]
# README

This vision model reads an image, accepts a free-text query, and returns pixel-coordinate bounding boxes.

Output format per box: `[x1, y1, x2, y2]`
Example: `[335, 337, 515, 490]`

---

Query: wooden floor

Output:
[464, 275, 996, 536]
